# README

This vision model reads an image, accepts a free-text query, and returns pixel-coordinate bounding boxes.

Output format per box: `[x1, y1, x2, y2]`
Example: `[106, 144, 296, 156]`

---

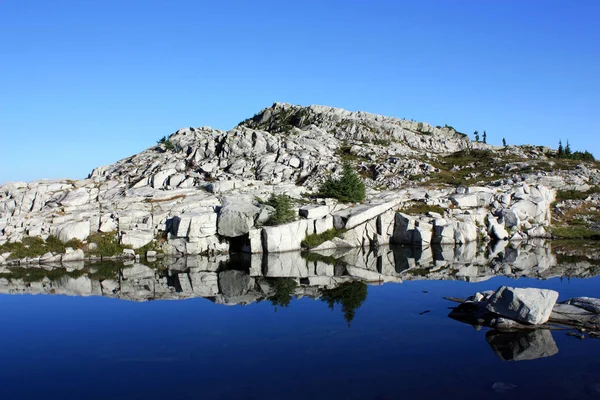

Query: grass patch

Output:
[301, 228, 346, 249]
[0, 236, 83, 260]
[550, 226, 600, 240]
[399, 202, 446, 215]
[556, 186, 600, 202]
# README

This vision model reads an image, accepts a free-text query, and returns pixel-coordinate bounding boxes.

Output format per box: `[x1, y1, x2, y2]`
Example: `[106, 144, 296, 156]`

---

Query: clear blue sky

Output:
[1, 1, 599, 183]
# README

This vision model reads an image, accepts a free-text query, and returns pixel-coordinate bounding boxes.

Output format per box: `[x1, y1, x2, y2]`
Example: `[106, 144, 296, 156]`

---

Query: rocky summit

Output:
[1, 102, 600, 265]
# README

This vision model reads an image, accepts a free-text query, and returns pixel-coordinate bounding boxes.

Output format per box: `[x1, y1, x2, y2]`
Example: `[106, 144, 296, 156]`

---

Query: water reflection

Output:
[485, 329, 559, 362]
[0, 242, 599, 325]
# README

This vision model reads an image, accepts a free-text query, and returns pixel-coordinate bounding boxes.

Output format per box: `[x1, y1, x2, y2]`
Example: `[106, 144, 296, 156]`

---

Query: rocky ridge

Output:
[1, 103, 600, 263]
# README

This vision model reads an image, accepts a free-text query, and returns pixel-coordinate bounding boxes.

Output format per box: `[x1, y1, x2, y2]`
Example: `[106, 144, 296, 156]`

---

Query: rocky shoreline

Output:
[1, 103, 599, 265]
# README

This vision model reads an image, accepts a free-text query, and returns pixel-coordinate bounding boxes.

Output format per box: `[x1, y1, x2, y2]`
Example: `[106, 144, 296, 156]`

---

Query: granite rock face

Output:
[1, 102, 599, 261]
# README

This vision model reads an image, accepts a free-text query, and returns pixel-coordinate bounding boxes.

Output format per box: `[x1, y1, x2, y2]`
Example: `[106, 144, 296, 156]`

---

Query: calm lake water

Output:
[1, 242, 600, 400]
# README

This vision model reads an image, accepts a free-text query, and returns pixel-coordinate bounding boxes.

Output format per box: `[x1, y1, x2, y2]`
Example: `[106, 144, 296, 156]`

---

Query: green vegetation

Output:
[87, 231, 131, 257]
[321, 281, 368, 326]
[318, 162, 366, 203]
[551, 198, 600, 240]
[557, 139, 595, 161]
[555, 186, 599, 202]
[426, 149, 512, 186]
[264, 194, 296, 226]
[135, 235, 165, 256]
[157, 136, 175, 151]
[399, 202, 446, 215]
[371, 138, 391, 146]
[0, 236, 83, 260]
[267, 278, 297, 308]
[550, 226, 600, 240]
[301, 228, 346, 249]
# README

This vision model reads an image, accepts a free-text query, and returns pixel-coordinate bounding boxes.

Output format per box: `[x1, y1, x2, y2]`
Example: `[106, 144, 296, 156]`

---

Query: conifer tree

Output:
[483, 131, 487, 144]
[558, 140, 564, 156]
[502, 138, 507, 147]
[565, 140, 572, 156]
[474, 130, 479, 142]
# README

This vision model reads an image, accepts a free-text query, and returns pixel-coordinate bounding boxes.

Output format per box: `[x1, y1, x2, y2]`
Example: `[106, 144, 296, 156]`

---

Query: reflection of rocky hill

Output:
[0, 243, 598, 305]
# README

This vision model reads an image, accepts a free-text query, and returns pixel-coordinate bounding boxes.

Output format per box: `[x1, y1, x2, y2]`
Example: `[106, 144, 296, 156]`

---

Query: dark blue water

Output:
[0, 274, 599, 400]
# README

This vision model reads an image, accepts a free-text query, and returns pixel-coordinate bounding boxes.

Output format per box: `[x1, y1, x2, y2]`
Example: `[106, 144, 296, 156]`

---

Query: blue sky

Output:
[1, 1, 599, 183]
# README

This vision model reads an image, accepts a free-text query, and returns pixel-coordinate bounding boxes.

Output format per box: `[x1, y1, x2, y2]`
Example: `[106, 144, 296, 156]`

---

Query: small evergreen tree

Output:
[318, 162, 366, 203]
[502, 138, 507, 147]
[265, 194, 296, 225]
[565, 140, 572, 156]
[482, 131, 487, 144]
[474, 130, 479, 142]
[558, 140, 564, 156]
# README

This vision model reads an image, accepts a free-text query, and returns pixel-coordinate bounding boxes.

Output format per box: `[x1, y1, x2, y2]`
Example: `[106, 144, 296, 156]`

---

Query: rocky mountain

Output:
[1, 102, 599, 265]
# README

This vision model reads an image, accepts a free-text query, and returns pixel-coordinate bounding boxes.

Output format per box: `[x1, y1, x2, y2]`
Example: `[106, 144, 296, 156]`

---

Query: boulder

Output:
[450, 192, 493, 208]
[59, 188, 90, 207]
[174, 212, 217, 238]
[217, 201, 260, 237]
[55, 221, 90, 243]
[485, 286, 559, 325]
[392, 213, 432, 245]
[61, 248, 85, 262]
[120, 230, 154, 249]
[563, 297, 600, 314]
[502, 209, 520, 229]
[488, 217, 509, 241]
[299, 204, 330, 219]
[262, 219, 310, 253]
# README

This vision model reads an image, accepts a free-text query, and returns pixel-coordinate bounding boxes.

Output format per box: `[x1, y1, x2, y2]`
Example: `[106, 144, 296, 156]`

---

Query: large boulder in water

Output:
[485, 286, 559, 325]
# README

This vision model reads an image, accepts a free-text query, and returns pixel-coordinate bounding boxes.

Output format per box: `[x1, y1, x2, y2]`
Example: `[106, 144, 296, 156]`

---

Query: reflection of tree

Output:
[321, 281, 368, 326]
[267, 278, 297, 308]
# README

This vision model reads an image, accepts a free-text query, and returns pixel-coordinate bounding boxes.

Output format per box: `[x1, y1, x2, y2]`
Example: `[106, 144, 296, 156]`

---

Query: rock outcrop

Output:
[1, 102, 599, 261]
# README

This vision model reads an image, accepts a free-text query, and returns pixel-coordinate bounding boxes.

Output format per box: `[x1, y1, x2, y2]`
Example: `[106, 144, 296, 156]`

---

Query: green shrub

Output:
[318, 162, 366, 203]
[264, 194, 296, 226]
[0, 235, 83, 260]
[301, 228, 346, 249]
[87, 231, 131, 257]
[157, 136, 175, 151]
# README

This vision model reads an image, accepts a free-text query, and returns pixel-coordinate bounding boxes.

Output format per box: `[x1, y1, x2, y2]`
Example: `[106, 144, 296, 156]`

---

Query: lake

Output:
[1, 241, 599, 400]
